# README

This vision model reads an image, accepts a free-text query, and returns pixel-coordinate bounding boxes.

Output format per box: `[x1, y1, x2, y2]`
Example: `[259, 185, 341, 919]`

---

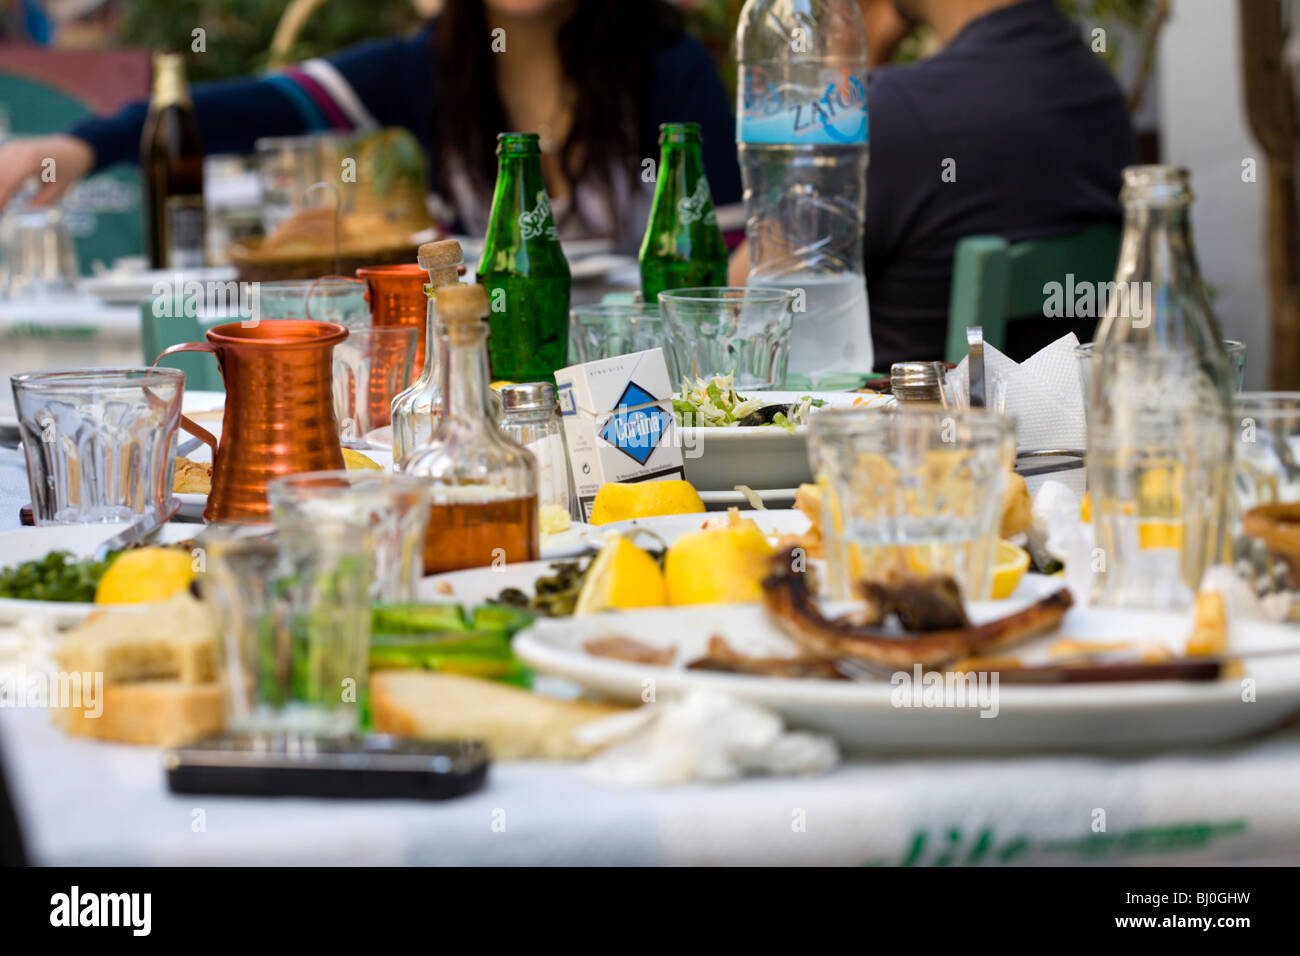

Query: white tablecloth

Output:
[3, 704, 1299, 865]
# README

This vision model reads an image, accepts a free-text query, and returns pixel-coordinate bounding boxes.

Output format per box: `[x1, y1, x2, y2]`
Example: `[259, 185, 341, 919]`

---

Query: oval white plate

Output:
[514, 601, 1300, 754]
[0, 522, 199, 626]
[596, 508, 811, 547]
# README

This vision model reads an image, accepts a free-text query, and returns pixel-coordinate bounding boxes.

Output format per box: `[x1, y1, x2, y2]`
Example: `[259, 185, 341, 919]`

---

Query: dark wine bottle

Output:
[140, 52, 206, 270]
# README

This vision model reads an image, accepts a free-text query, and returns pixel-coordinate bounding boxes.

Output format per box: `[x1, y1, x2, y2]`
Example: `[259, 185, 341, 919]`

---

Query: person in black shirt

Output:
[862, 0, 1134, 370]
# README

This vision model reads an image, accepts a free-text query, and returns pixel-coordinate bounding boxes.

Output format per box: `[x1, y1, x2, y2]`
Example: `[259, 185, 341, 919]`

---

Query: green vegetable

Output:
[673, 374, 828, 429]
[470, 604, 534, 633]
[0, 550, 120, 603]
[372, 603, 468, 634]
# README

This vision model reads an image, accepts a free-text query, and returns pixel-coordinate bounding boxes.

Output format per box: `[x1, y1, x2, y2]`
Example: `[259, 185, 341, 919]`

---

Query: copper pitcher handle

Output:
[153, 343, 220, 459]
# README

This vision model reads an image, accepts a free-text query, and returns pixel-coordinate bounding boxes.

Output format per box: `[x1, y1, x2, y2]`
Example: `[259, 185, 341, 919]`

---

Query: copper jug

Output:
[156, 320, 348, 522]
[357, 263, 430, 368]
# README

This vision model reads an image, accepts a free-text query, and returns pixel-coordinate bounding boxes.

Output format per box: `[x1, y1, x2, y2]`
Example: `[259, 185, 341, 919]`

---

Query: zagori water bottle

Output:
[737, 0, 872, 385]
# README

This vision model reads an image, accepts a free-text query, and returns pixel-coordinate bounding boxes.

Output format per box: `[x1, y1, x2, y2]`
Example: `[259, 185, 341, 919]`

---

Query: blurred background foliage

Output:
[117, 0, 1162, 95]
[119, 0, 423, 84]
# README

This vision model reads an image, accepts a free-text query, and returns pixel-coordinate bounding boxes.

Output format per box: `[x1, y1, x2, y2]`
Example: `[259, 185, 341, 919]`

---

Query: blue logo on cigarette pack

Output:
[599, 381, 670, 466]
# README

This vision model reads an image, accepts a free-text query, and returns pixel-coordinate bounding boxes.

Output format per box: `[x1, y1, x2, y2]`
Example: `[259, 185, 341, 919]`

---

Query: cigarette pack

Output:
[554, 348, 685, 521]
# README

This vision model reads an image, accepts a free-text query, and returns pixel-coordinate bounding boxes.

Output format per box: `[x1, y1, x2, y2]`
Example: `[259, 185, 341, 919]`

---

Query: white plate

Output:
[0, 522, 199, 626]
[597, 508, 811, 547]
[540, 522, 599, 559]
[81, 267, 238, 306]
[514, 601, 1300, 753]
[678, 390, 891, 491]
[698, 487, 800, 510]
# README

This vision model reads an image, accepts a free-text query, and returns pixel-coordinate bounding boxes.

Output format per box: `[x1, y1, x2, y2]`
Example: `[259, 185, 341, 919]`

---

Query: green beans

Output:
[0, 550, 119, 603]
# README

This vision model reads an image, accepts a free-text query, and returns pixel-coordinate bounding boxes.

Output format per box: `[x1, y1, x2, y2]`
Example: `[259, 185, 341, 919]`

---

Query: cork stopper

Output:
[418, 239, 463, 289]
[435, 284, 489, 344]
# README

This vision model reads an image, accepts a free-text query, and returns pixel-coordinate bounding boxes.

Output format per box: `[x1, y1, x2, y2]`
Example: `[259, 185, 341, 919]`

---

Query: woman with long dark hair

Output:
[0, 0, 741, 251]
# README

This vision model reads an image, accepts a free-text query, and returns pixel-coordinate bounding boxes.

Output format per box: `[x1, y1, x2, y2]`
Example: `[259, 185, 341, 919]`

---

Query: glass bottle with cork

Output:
[639, 122, 728, 301]
[390, 239, 462, 463]
[476, 132, 571, 382]
[402, 283, 539, 574]
[1087, 165, 1233, 610]
[140, 51, 206, 269]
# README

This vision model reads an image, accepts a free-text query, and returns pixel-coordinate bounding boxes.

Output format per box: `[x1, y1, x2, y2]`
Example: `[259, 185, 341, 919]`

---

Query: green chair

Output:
[944, 223, 1121, 363]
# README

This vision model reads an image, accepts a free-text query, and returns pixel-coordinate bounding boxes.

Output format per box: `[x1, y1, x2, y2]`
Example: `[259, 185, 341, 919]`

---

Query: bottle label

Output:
[676, 178, 717, 226]
[738, 68, 868, 145]
[518, 191, 559, 242]
[165, 195, 205, 269]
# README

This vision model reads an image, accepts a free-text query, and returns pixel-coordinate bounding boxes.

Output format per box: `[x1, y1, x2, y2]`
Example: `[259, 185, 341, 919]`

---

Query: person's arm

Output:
[0, 25, 436, 209]
[651, 34, 742, 207]
[70, 29, 433, 173]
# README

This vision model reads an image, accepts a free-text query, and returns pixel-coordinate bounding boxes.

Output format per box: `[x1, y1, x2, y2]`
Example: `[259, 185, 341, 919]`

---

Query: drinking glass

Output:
[198, 522, 371, 737]
[1232, 392, 1300, 618]
[257, 278, 370, 327]
[1077, 339, 1246, 397]
[568, 302, 678, 383]
[332, 325, 418, 447]
[0, 206, 79, 299]
[268, 470, 432, 603]
[11, 367, 183, 524]
[658, 287, 795, 388]
[810, 407, 1017, 601]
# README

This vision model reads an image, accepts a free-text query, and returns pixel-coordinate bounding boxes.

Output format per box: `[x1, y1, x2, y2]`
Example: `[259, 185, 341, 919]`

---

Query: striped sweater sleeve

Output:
[68, 27, 433, 172]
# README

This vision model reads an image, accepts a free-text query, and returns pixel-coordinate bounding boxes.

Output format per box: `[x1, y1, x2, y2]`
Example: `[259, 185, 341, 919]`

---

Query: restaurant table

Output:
[3, 703, 1300, 865]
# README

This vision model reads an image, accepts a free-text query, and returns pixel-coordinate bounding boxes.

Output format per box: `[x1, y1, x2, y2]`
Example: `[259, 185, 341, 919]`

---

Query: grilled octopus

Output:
[761, 549, 1073, 670]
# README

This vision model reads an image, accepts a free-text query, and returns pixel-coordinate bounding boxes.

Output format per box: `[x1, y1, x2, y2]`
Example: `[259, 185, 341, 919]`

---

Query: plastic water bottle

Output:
[736, 0, 872, 386]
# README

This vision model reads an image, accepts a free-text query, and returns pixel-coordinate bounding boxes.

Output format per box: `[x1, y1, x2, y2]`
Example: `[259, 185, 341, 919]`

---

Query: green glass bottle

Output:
[639, 122, 728, 301]
[477, 132, 571, 381]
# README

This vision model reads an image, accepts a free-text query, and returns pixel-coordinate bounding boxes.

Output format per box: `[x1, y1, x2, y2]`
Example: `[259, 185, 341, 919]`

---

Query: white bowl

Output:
[678, 390, 890, 491]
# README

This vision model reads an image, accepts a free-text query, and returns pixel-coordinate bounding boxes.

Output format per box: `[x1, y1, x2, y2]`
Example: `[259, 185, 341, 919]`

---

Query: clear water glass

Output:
[332, 325, 418, 447]
[198, 522, 372, 737]
[1232, 392, 1300, 618]
[11, 367, 183, 524]
[1, 206, 79, 299]
[268, 470, 432, 603]
[568, 302, 678, 383]
[1077, 339, 1246, 398]
[809, 407, 1017, 601]
[658, 286, 794, 389]
[257, 278, 370, 327]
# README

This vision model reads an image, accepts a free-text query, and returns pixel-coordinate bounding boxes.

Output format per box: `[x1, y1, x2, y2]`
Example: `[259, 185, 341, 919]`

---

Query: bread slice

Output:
[56, 593, 215, 685]
[371, 671, 624, 760]
[53, 680, 224, 748]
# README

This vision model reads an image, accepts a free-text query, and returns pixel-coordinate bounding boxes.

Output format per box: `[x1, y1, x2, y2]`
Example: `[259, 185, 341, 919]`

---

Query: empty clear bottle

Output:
[1087, 166, 1233, 610]
[736, 0, 873, 385]
[390, 239, 462, 463]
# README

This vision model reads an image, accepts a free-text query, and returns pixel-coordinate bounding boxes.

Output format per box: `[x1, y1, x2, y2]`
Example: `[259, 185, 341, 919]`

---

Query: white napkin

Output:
[574, 691, 840, 787]
[946, 334, 1088, 496]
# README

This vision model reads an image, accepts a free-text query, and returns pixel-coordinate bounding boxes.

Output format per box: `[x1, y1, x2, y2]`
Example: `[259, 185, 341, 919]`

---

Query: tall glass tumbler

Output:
[569, 302, 679, 385]
[268, 470, 432, 603]
[11, 367, 183, 524]
[198, 522, 372, 737]
[1232, 392, 1300, 618]
[658, 287, 795, 389]
[810, 407, 1017, 601]
[331, 325, 418, 447]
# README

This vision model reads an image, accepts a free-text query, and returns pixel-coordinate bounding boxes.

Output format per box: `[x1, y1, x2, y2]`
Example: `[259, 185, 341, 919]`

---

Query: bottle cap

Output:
[435, 283, 488, 323]
[499, 382, 557, 413]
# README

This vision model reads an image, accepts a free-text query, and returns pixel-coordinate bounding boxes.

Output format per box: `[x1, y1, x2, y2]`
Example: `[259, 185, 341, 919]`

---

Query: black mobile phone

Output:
[165, 734, 489, 800]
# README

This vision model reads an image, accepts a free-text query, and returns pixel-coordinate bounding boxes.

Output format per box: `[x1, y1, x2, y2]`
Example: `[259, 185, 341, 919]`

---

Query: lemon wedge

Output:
[990, 540, 1030, 599]
[574, 535, 666, 615]
[588, 480, 705, 525]
[94, 547, 196, 605]
[342, 448, 382, 471]
[664, 524, 775, 605]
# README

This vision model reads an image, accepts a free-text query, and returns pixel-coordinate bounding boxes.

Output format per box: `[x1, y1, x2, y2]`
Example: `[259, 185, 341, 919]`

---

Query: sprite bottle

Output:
[639, 122, 728, 301]
[477, 132, 571, 381]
